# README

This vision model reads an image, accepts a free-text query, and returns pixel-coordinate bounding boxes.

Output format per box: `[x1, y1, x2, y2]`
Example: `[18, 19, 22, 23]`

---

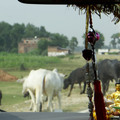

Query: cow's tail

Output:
[38, 75, 46, 112]
[43, 75, 47, 95]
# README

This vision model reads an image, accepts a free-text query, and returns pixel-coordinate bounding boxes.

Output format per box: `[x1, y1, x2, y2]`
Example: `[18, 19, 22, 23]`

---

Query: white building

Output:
[98, 49, 109, 55]
[48, 46, 70, 56]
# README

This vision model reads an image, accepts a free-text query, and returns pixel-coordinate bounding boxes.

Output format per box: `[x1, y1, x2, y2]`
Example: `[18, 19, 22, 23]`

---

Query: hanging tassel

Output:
[94, 80, 107, 120]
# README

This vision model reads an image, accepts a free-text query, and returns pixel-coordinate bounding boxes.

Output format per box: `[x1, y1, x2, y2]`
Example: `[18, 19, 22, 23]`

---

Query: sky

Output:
[0, 1, 120, 46]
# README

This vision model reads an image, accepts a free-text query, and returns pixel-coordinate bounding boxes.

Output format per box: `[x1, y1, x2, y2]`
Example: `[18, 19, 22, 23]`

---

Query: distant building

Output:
[98, 49, 109, 55]
[109, 49, 120, 54]
[98, 49, 120, 55]
[48, 46, 70, 56]
[18, 38, 70, 55]
[18, 37, 40, 53]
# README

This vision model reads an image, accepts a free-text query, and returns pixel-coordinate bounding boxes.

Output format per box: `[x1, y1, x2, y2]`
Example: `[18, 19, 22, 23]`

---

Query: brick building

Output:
[18, 38, 39, 53]
[18, 38, 70, 56]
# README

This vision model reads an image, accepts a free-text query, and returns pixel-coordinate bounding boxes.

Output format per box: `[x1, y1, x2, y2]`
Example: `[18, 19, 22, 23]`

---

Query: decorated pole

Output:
[83, 5, 107, 120]
[89, 9, 107, 120]
[85, 6, 89, 50]
[83, 5, 94, 120]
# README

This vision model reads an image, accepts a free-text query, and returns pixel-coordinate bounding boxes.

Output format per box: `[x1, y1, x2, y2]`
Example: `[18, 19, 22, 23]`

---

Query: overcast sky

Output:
[0, 0, 120, 46]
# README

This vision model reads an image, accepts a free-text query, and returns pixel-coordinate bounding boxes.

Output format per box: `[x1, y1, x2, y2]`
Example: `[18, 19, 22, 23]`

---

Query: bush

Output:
[20, 63, 26, 71]
[41, 50, 48, 56]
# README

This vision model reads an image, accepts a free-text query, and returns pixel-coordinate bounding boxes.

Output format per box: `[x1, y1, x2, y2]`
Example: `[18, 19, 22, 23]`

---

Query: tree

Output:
[39, 26, 50, 37]
[82, 30, 105, 50]
[0, 21, 70, 54]
[49, 33, 69, 48]
[110, 39, 117, 48]
[23, 23, 39, 38]
[10, 23, 25, 52]
[118, 38, 120, 48]
[37, 38, 49, 55]
[110, 33, 120, 48]
[0, 22, 12, 52]
[69, 37, 78, 52]
[95, 30, 105, 50]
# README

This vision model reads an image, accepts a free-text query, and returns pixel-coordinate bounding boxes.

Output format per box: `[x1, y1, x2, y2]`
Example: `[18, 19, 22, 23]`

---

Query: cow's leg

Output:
[80, 82, 86, 94]
[68, 84, 74, 97]
[57, 92, 61, 110]
[78, 83, 82, 93]
[36, 89, 42, 112]
[40, 102, 42, 112]
[0, 99, 1, 105]
[102, 82, 106, 96]
[47, 94, 53, 112]
[106, 80, 110, 93]
[39, 94, 43, 112]
[102, 80, 110, 96]
[27, 89, 36, 111]
[29, 101, 33, 111]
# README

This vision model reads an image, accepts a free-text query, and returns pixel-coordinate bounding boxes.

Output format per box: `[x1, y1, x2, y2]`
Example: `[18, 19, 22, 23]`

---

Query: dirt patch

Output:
[0, 93, 88, 112]
[0, 70, 18, 82]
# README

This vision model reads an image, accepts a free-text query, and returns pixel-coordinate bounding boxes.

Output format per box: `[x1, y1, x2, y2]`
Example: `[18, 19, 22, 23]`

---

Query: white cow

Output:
[22, 68, 64, 112]
[42, 68, 64, 112]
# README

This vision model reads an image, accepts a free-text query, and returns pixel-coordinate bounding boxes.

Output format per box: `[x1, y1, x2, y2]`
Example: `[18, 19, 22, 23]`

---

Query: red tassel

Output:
[94, 80, 107, 120]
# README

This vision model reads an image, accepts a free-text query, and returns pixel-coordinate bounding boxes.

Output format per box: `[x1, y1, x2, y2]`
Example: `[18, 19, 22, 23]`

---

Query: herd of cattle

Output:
[0, 58, 120, 112]
[64, 59, 120, 96]
[17, 68, 65, 112]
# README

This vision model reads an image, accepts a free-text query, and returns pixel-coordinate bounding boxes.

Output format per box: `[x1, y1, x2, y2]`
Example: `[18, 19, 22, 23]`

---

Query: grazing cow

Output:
[22, 68, 64, 112]
[63, 67, 94, 97]
[64, 59, 120, 96]
[82, 59, 120, 96]
[97, 59, 120, 95]
[82, 59, 120, 95]
[17, 74, 44, 111]
[0, 90, 2, 105]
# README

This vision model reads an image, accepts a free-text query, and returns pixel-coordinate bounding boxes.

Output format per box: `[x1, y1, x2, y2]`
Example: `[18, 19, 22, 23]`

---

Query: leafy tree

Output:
[69, 37, 78, 52]
[110, 33, 120, 48]
[95, 30, 105, 50]
[10, 23, 25, 52]
[0, 21, 70, 54]
[110, 39, 117, 48]
[118, 38, 120, 46]
[82, 30, 105, 50]
[37, 38, 49, 55]
[39, 26, 50, 37]
[0, 22, 12, 52]
[23, 23, 39, 38]
[49, 33, 69, 48]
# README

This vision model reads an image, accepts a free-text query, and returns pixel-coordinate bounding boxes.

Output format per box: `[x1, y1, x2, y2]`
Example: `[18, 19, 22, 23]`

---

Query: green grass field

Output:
[0, 53, 119, 112]
[0, 81, 26, 105]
